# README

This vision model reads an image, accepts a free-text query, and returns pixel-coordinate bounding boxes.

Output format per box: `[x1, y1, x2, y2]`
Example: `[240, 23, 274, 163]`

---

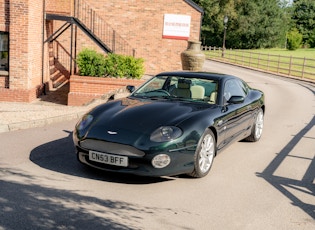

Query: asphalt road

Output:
[0, 61, 314, 229]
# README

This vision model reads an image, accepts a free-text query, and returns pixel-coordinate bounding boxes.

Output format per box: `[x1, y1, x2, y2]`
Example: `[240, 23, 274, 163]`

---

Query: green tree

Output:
[192, 0, 289, 49]
[193, 0, 237, 47]
[292, 0, 315, 47]
[231, 0, 288, 49]
[287, 27, 303, 50]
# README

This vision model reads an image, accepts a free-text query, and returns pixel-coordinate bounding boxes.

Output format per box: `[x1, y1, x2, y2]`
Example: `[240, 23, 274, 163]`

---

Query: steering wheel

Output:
[155, 89, 170, 96]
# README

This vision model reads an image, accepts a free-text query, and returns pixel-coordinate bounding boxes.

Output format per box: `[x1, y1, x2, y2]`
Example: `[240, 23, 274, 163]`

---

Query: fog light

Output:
[152, 154, 171, 168]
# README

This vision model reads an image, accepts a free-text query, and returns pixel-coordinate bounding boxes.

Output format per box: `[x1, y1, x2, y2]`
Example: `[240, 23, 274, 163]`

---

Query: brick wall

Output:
[45, 0, 73, 15]
[0, 74, 8, 88]
[0, 0, 9, 31]
[0, 88, 39, 101]
[0, 0, 45, 102]
[0, 0, 202, 103]
[0, 0, 9, 98]
[47, 0, 202, 75]
[68, 75, 145, 106]
[78, 0, 202, 75]
[9, 0, 29, 90]
[28, 0, 45, 89]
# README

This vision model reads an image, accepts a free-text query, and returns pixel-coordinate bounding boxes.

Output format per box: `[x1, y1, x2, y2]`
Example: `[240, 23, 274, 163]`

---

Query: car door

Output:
[221, 79, 252, 144]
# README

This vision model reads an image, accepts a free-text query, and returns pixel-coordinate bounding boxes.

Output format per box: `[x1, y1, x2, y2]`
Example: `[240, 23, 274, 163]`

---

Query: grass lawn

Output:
[249, 48, 315, 59]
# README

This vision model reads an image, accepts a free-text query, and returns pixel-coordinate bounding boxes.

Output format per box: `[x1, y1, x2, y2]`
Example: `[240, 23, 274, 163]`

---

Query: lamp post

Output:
[222, 15, 228, 57]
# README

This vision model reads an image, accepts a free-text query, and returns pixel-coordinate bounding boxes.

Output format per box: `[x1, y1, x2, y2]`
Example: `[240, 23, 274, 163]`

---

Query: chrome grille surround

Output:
[80, 139, 145, 157]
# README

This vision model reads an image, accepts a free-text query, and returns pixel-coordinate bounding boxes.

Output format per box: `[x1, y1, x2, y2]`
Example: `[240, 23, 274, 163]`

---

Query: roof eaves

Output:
[184, 0, 204, 14]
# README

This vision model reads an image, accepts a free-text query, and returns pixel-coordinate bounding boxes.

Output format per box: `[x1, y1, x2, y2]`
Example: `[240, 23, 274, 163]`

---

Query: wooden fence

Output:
[202, 46, 315, 81]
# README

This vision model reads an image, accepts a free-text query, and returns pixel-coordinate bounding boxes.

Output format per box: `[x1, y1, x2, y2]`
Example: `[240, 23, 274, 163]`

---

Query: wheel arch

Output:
[208, 126, 218, 156]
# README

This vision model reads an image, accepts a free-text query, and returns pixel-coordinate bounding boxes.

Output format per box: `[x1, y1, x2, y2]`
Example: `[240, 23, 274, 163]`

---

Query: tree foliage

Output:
[287, 28, 303, 50]
[193, 0, 237, 47]
[233, 0, 287, 49]
[292, 0, 315, 47]
[192, 0, 289, 49]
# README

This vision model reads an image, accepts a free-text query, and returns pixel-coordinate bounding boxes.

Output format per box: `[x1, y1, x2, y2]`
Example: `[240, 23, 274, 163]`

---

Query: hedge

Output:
[76, 48, 145, 79]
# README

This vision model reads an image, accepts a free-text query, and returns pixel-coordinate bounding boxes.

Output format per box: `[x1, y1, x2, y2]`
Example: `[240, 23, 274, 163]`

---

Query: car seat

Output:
[172, 79, 192, 98]
[191, 85, 205, 99]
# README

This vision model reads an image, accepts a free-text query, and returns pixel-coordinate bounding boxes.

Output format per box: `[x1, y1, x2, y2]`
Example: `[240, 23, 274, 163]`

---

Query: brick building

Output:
[0, 0, 203, 103]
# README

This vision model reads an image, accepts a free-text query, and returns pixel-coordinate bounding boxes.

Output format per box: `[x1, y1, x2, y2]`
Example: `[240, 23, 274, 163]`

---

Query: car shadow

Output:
[257, 115, 315, 220]
[29, 130, 173, 184]
[256, 82, 315, 220]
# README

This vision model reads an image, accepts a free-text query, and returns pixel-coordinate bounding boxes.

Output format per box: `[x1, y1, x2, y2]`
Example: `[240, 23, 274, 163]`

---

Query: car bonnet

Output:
[84, 97, 212, 143]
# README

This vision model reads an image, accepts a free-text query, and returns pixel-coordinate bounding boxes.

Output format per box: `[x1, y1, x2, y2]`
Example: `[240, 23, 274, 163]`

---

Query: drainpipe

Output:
[70, 24, 73, 75]
[42, 0, 46, 95]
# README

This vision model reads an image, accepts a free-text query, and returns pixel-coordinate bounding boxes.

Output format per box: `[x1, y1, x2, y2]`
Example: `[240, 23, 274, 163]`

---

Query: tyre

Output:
[245, 108, 264, 142]
[189, 129, 216, 178]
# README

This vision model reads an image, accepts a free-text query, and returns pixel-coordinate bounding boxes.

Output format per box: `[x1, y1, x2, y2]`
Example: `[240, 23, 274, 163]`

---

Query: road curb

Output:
[0, 124, 9, 133]
[0, 112, 85, 133]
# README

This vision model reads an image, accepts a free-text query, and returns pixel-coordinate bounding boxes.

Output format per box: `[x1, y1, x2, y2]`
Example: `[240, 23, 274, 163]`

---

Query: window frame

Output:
[0, 31, 9, 72]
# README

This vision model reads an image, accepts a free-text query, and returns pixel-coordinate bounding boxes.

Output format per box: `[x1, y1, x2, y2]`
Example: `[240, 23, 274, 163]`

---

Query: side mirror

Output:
[126, 85, 135, 93]
[227, 96, 245, 104]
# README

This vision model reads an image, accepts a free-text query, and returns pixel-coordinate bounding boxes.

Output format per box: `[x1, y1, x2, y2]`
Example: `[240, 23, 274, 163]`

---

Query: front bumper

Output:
[75, 142, 197, 177]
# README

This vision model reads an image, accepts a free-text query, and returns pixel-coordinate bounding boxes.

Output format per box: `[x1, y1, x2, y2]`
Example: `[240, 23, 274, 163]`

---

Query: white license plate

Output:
[89, 150, 128, 167]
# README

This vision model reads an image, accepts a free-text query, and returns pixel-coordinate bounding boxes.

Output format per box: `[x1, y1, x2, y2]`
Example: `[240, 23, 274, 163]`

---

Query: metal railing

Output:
[74, 0, 135, 57]
[53, 41, 73, 74]
[202, 46, 315, 81]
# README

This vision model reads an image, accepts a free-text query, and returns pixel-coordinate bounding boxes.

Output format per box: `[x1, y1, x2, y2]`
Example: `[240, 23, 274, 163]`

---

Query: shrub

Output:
[124, 55, 145, 79]
[76, 49, 145, 79]
[76, 48, 106, 77]
[104, 54, 145, 79]
[287, 28, 302, 51]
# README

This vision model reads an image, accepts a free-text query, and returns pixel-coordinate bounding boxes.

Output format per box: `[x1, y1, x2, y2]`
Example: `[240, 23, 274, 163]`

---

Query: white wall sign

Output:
[163, 14, 191, 40]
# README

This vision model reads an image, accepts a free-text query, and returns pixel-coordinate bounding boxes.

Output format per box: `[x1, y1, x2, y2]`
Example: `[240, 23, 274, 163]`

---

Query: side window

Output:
[223, 79, 246, 102]
[0, 32, 9, 71]
[237, 80, 249, 95]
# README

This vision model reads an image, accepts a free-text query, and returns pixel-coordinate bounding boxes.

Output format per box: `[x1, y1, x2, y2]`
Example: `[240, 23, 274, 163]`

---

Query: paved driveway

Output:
[0, 60, 314, 229]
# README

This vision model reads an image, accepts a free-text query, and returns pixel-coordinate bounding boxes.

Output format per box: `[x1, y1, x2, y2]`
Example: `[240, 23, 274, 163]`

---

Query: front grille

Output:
[80, 139, 145, 157]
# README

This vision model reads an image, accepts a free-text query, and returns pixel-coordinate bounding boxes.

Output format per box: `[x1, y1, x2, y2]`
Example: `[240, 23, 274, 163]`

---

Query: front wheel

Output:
[188, 129, 216, 178]
[245, 108, 264, 142]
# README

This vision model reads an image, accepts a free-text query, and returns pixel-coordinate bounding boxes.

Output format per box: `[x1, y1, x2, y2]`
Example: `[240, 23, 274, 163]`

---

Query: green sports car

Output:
[73, 71, 265, 178]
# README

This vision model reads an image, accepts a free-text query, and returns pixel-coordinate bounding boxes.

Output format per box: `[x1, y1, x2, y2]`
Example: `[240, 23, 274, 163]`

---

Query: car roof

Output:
[156, 71, 238, 81]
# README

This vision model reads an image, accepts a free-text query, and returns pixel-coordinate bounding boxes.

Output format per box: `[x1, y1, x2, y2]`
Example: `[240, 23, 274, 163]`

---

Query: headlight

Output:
[77, 114, 94, 130]
[150, 126, 182, 142]
[152, 154, 171, 168]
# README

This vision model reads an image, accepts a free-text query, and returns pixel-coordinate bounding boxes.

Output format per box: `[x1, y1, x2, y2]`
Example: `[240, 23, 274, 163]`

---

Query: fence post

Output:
[277, 55, 280, 73]
[302, 57, 306, 78]
[289, 56, 292, 76]
[242, 50, 244, 66]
